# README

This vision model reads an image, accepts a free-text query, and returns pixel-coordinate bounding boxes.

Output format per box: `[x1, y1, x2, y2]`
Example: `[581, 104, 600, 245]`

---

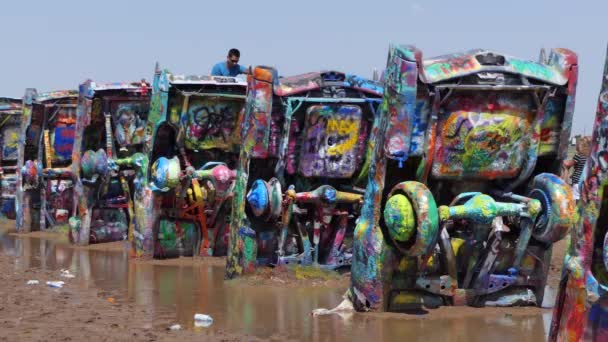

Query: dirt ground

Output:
[0, 252, 278, 342]
[0, 251, 547, 342]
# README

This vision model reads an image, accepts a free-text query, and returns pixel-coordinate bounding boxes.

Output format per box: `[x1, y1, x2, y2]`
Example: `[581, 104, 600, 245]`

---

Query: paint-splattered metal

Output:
[350, 44, 577, 312]
[226, 68, 383, 278]
[550, 44, 608, 342]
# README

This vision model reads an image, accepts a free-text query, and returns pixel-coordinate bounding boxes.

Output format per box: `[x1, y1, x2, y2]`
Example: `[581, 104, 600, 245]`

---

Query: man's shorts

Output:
[573, 183, 580, 201]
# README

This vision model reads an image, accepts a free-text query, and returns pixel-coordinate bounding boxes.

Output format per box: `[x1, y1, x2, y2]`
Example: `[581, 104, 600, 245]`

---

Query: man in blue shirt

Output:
[211, 48, 251, 77]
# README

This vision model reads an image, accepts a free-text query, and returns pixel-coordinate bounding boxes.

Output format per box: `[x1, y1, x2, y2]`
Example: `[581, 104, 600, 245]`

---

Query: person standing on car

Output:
[211, 48, 251, 77]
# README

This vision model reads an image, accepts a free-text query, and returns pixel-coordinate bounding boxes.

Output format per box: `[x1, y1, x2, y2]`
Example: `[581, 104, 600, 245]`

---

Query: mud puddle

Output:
[0, 230, 555, 341]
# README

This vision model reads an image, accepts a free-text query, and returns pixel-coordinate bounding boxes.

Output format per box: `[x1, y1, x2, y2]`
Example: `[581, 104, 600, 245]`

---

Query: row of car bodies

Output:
[4, 64, 380, 268]
[138, 66, 383, 270]
[226, 46, 580, 313]
[2, 45, 591, 317]
[17, 89, 79, 232]
[14, 84, 150, 249]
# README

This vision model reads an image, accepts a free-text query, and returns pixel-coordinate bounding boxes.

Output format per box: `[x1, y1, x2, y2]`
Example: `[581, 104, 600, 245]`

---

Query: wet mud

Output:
[0, 221, 565, 341]
[0, 253, 271, 342]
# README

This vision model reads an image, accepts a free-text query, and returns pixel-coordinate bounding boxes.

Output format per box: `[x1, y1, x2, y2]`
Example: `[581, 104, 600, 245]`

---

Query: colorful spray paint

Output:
[550, 45, 608, 342]
[226, 70, 383, 278]
[15, 89, 79, 232]
[68, 80, 150, 245]
[350, 44, 578, 312]
[0, 98, 23, 220]
[136, 65, 248, 259]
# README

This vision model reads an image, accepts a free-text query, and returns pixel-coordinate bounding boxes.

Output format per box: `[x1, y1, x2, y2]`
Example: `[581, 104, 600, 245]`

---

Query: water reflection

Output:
[0, 233, 551, 341]
[342, 313, 549, 342]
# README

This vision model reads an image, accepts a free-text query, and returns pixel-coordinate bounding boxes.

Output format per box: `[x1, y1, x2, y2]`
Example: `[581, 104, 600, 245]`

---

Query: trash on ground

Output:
[312, 298, 354, 319]
[169, 324, 182, 331]
[194, 313, 213, 327]
[26, 280, 39, 285]
[60, 269, 75, 278]
[46, 281, 65, 288]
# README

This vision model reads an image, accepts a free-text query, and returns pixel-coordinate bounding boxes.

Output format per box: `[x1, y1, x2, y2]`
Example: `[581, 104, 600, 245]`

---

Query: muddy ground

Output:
[0, 251, 300, 342]
[0, 226, 566, 341]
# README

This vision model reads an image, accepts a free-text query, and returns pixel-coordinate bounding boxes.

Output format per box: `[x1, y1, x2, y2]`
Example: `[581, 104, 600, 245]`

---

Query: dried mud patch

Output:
[9, 224, 70, 244]
[10, 230, 66, 241]
[131, 255, 227, 267]
[233, 264, 350, 288]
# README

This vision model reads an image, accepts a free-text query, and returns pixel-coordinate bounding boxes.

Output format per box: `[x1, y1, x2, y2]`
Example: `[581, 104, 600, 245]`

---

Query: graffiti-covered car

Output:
[226, 70, 383, 277]
[550, 45, 608, 342]
[68, 80, 150, 246]
[0, 98, 22, 220]
[134, 65, 251, 259]
[350, 45, 578, 311]
[16, 90, 79, 232]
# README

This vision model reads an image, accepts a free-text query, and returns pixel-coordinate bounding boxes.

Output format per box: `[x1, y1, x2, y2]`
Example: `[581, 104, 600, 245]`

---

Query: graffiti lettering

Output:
[193, 106, 233, 140]
[299, 105, 363, 178]
[185, 99, 242, 150]
[326, 118, 359, 156]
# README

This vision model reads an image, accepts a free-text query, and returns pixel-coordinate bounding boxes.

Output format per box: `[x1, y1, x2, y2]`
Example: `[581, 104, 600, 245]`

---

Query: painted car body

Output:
[350, 45, 578, 311]
[16, 90, 79, 232]
[0, 98, 22, 220]
[226, 69, 383, 278]
[550, 45, 608, 342]
[68, 80, 150, 245]
[133, 65, 250, 259]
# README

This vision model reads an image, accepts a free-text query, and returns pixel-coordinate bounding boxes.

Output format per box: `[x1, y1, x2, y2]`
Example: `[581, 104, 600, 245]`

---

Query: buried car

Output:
[0, 98, 22, 220]
[135, 65, 251, 259]
[549, 45, 608, 342]
[68, 80, 150, 245]
[349, 45, 578, 311]
[16, 90, 79, 232]
[226, 70, 383, 278]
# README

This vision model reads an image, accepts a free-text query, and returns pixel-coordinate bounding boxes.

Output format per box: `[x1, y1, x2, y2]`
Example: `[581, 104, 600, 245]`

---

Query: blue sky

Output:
[1, 0, 605, 134]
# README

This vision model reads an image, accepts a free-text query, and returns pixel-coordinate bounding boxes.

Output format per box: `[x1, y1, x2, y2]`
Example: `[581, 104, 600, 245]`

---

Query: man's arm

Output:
[240, 65, 252, 75]
[561, 159, 575, 181]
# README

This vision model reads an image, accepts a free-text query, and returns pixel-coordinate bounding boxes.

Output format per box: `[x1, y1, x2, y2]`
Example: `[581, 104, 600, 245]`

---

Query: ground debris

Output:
[0, 253, 267, 341]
